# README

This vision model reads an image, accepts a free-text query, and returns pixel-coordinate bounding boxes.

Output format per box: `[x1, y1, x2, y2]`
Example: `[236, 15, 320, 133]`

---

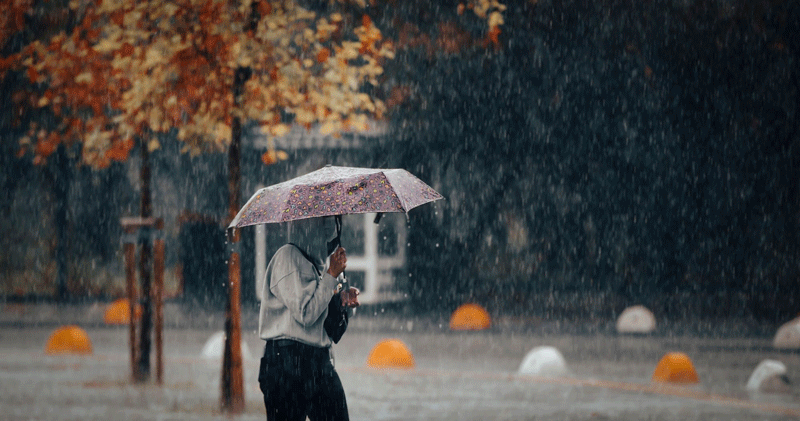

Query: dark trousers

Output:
[258, 340, 349, 421]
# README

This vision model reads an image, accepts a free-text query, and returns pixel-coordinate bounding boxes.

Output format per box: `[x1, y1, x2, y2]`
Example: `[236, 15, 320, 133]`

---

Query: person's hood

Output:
[286, 216, 338, 266]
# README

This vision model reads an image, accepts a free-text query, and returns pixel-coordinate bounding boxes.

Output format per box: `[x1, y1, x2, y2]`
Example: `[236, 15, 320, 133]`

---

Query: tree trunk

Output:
[221, 66, 249, 413]
[222, 5, 257, 412]
[137, 139, 153, 382]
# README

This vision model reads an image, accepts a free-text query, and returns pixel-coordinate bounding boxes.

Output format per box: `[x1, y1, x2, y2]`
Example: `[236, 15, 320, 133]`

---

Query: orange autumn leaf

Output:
[261, 149, 288, 165]
[26, 67, 39, 83]
[0, 54, 18, 72]
[261, 150, 277, 165]
[487, 26, 501, 47]
[257, 1, 272, 16]
[106, 144, 129, 161]
[167, 107, 182, 125]
[317, 47, 330, 63]
[68, 118, 83, 131]
[35, 133, 59, 157]
[110, 11, 124, 26]
[47, 39, 63, 52]
[119, 42, 134, 57]
[90, 96, 104, 115]
[203, 35, 222, 53]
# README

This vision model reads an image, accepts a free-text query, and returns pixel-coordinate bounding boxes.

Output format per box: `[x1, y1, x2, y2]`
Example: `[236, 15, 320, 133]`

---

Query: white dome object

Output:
[773, 318, 800, 349]
[746, 359, 791, 393]
[616, 305, 656, 334]
[518, 346, 569, 377]
[200, 331, 252, 360]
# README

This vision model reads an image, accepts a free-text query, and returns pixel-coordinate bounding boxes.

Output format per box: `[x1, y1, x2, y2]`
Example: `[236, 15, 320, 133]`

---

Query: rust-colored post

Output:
[138, 240, 152, 382]
[123, 238, 138, 382]
[222, 230, 244, 412]
[153, 218, 165, 385]
[138, 139, 153, 383]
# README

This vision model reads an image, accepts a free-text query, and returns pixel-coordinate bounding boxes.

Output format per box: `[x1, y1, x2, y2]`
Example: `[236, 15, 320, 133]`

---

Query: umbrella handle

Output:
[334, 215, 348, 290]
[332, 214, 356, 314]
[338, 272, 355, 316]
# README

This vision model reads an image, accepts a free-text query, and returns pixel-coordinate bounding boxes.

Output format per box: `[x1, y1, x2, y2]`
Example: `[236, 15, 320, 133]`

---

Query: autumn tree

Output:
[1, 0, 95, 300]
[2, 0, 504, 410]
[2, 0, 397, 411]
[2, 0, 165, 382]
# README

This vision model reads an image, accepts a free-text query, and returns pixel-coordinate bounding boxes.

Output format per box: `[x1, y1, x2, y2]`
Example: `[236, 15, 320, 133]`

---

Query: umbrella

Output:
[228, 165, 443, 229]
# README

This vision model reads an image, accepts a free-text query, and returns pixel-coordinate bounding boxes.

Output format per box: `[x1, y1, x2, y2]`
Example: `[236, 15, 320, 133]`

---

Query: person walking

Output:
[258, 216, 360, 421]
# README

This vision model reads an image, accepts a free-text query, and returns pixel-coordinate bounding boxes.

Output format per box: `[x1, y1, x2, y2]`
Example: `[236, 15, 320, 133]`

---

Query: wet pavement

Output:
[1, 302, 799, 420]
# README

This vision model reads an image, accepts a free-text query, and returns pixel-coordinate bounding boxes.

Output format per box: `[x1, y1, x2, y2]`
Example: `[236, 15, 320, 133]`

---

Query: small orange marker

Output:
[103, 298, 141, 325]
[45, 325, 93, 355]
[449, 303, 491, 331]
[652, 352, 699, 384]
[366, 339, 415, 369]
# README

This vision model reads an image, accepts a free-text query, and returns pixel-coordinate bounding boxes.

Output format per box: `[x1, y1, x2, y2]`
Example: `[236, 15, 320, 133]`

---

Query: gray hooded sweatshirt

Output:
[258, 217, 340, 348]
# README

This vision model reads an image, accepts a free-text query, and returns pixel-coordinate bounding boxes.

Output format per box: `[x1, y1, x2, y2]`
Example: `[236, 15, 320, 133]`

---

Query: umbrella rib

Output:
[383, 169, 442, 212]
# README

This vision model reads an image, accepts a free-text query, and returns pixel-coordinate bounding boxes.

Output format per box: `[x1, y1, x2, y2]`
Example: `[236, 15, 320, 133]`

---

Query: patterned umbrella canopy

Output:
[229, 165, 443, 228]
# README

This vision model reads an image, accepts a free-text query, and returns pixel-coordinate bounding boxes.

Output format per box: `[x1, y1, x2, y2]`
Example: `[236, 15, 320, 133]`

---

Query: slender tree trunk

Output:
[221, 66, 249, 413]
[137, 139, 153, 382]
[222, 4, 257, 412]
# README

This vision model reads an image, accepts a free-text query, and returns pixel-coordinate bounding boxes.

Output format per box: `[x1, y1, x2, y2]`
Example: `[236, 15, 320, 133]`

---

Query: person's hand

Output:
[340, 287, 360, 308]
[327, 247, 347, 278]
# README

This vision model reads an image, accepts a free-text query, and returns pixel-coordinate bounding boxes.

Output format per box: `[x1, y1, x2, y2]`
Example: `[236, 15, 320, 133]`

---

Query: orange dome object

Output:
[366, 339, 415, 369]
[45, 325, 93, 355]
[103, 298, 141, 325]
[652, 352, 699, 384]
[449, 303, 491, 331]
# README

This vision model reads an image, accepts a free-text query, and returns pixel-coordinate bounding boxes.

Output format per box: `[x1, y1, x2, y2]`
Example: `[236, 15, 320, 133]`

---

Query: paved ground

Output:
[1, 302, 799, 420]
